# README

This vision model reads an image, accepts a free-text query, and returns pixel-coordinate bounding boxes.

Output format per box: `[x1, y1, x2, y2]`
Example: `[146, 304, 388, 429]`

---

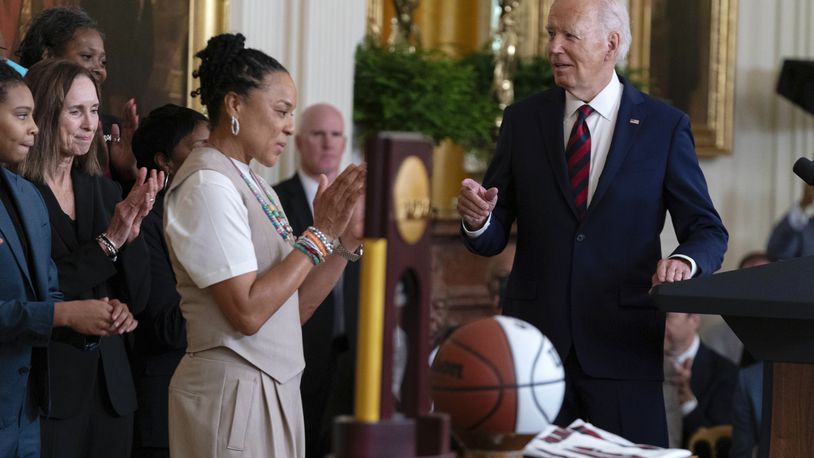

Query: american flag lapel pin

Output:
[629, 118, 640, 125]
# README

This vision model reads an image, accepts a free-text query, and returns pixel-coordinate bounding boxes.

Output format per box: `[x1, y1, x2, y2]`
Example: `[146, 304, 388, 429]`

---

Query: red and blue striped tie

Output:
[566, 104, 594, 220]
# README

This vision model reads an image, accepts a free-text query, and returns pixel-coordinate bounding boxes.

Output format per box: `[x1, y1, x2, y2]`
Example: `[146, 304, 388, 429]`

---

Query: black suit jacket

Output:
[274, 173, 360, 362]
[36, 170, 149, 419]
[274, 173, 360, 455]
[130, 192, 186, 448]
[683, 342, 738, 443]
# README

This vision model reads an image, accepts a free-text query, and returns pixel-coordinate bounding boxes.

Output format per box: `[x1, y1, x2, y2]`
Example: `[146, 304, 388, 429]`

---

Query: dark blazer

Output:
[274, 173, 360, 457]
[730, 361, 763, 456]
[683, 342, 738, 444]
[36, 170, 149, 419]
[463, 79, 728, 382]
[130, 192, 186, 449]
[0, 168, 59, 452]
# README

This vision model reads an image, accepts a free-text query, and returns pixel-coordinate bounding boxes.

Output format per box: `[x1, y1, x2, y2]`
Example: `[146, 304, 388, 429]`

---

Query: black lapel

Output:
[539, 88, 577, 219]
[278, 174, 314, 234]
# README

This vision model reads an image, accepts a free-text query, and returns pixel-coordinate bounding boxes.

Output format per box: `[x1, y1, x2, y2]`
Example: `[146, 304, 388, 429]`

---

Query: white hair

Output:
[597, 0, 631, 65]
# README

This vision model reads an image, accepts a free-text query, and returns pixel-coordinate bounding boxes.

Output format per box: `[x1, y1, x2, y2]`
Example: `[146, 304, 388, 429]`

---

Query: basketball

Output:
[430, 316, 565, 434]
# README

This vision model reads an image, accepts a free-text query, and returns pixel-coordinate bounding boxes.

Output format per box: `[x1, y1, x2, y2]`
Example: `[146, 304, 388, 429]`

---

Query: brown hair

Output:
[16, 59, 102, 183]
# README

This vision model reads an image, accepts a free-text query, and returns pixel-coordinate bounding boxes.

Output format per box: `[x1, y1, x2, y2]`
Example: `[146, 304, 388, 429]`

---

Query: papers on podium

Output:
[525, 419, 692, 458]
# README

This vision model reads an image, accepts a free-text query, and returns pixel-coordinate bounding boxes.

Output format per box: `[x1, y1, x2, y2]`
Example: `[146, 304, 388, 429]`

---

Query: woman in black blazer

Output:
[16, 59, 162, 458]
[129, 104, 208, 458]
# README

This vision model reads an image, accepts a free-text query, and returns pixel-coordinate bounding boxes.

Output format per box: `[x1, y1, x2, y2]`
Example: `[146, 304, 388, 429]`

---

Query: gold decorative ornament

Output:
[187, 0, 230, 112]
[493, 0, 522, 127]
[388, 0, 420, 51]
[393, 156, 431, 244]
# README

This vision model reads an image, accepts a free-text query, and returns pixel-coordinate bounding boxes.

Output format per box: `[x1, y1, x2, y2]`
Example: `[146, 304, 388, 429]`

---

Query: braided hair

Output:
[15, 7, 100, 68]
[192, 33, 288, 123]
[0, 59, 26, 103]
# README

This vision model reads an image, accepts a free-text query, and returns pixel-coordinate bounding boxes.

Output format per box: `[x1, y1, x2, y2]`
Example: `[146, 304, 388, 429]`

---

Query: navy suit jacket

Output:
[130, 192, 186, 448]
[0, 168, 59, 436]
[464, 80, 728, 381]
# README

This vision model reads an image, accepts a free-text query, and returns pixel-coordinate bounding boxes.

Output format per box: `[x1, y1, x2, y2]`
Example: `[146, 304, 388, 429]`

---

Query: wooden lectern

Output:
[655, 256, 814, 457]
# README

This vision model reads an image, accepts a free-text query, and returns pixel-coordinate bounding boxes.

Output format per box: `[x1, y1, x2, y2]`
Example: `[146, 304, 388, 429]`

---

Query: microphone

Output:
[793, 157, 814, 185]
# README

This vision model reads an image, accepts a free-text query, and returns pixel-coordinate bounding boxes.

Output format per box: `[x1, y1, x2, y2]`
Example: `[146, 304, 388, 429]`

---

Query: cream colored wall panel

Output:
[229, 0, 366, 185]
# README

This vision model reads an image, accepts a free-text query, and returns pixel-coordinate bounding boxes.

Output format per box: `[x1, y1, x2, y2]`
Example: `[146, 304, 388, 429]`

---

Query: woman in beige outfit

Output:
[164, 33, 365, 457]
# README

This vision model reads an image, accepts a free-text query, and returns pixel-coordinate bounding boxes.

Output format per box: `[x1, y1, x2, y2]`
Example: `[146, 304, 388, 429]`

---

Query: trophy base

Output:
[455, 430, 537, 456]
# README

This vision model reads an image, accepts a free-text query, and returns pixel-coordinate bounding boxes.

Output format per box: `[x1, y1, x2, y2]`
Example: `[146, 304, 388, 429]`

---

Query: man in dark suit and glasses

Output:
[457, 0, 728, 445]
[274, 103, 360, 456]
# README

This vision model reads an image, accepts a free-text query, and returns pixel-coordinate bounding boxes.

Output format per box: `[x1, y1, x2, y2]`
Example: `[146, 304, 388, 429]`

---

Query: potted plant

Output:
[353, 37, 498, 216]
[353, 37, 497, 150]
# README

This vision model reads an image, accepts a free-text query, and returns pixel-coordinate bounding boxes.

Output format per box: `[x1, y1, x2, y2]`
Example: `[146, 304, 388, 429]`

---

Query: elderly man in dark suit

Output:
[457, 0, 728, 445]
[274, 103, 360, 457]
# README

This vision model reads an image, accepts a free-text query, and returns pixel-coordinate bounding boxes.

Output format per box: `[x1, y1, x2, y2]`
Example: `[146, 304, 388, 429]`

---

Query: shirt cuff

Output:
[669, 254, 697, 277]
[788, 205, 810, 231]
[681, 398, 698, 416]
[462, 213, 492, 238]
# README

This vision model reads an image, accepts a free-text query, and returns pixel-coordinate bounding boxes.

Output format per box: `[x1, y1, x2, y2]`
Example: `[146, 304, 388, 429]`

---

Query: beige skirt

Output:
[168, 348, 305, 457]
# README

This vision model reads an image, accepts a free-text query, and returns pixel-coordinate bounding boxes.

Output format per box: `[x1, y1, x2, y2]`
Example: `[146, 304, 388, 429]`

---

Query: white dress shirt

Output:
[563, 72, 623, 206]
[673, 334, 700, 415]
[297, 170, 319, 216]
[165, 159, 259, 288]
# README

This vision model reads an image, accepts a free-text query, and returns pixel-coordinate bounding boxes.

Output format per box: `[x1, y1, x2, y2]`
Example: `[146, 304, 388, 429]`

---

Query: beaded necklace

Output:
[229, 159, 296, 245]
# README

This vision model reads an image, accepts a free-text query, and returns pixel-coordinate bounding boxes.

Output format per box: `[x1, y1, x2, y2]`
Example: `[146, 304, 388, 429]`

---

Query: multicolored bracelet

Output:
[306, 226, 334, 255]
[293, 226, 334, 265]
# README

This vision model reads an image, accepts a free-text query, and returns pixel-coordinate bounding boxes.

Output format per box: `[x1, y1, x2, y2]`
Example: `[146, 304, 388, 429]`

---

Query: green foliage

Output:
[353, 38, 497, 149]
[353, 38, 643, 160]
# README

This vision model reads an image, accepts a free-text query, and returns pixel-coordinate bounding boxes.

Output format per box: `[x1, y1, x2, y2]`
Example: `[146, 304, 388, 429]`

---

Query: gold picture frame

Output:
[629, 0, 738, 156]
[4, 0, 226, 116]
[187, 0, 230, 112]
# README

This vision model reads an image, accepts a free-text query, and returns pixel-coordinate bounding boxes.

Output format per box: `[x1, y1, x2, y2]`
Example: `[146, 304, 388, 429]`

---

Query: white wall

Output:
[229, 0, 368, 184]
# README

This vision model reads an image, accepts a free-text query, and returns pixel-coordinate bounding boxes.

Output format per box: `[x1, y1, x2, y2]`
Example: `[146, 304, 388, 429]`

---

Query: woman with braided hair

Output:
[164, 33, 365, 456]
